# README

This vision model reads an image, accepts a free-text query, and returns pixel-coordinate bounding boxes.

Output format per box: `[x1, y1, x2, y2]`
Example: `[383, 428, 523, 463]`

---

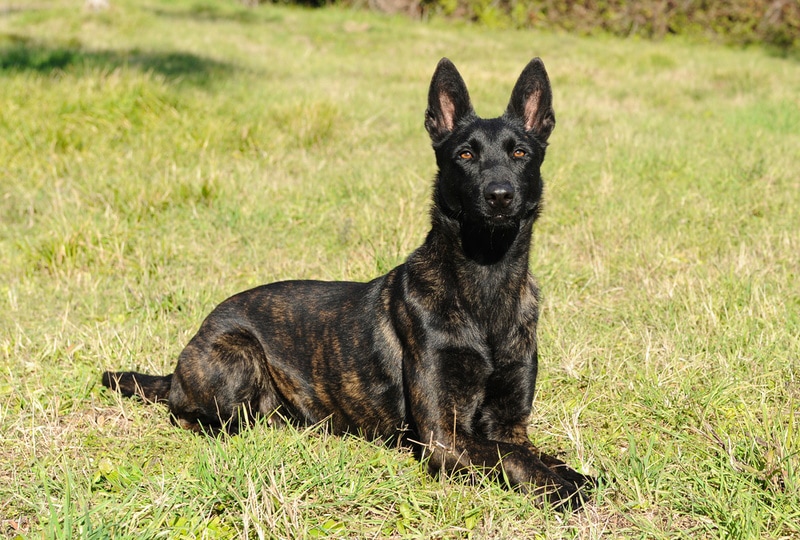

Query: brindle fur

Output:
[102, 58, 594, 510]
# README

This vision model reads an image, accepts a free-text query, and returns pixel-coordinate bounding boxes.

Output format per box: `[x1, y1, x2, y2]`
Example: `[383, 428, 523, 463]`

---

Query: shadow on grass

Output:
[145, 3, 289, 24]
[147, 0, 326, 20]
[0, 35, 236, 85]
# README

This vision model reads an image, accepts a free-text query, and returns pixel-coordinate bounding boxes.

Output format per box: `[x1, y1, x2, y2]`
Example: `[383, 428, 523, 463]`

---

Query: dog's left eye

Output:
[512, 149, 526, 158]
[459, 150, 473, 160]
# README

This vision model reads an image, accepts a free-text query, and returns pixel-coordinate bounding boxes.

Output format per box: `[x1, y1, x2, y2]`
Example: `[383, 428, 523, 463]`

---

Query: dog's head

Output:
[425, 58, 555, 230]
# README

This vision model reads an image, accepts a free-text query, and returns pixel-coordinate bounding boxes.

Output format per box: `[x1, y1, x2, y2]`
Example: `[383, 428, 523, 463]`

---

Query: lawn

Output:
[1, 0, 799, 538]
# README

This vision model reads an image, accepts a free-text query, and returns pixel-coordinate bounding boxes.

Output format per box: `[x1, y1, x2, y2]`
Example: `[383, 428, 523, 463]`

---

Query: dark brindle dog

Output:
[103, 58, 593, 509]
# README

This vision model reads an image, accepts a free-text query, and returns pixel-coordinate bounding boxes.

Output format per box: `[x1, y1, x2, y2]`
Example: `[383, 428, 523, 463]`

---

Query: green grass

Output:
[1, 0, 799, 537]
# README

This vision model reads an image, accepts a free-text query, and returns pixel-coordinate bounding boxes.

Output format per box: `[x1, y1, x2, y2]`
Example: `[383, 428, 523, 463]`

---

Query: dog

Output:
[102, 57, 593, 509]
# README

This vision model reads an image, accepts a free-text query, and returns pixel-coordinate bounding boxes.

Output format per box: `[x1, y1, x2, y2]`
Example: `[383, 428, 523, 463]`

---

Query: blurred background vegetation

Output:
[247, 0, 800, 53]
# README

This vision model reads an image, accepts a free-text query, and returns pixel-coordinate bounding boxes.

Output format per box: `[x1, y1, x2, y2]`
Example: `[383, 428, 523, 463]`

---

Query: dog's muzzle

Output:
[483, 180, 517, 223]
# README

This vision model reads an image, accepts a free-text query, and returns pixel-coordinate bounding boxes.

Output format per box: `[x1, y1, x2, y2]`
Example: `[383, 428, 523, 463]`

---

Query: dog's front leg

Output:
[414, 420, 585, 510]
[404, 355, 586, 509]
[477, 367, 596, 493]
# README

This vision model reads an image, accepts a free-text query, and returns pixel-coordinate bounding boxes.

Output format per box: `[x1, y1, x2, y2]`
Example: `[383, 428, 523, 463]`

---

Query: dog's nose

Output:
[484, 181, 515, 209]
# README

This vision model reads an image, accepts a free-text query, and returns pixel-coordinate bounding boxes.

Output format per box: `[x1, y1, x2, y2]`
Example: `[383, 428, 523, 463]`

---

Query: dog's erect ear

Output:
[506, 58, 555, 143]
[425, 58, 474, 143]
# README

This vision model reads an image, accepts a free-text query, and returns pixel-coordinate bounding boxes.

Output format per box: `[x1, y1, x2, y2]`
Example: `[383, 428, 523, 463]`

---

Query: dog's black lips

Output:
[490, 213, 514, 224]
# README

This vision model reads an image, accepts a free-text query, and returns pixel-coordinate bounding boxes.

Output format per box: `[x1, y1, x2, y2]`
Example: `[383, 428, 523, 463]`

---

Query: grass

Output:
[1, 0, 799, 537]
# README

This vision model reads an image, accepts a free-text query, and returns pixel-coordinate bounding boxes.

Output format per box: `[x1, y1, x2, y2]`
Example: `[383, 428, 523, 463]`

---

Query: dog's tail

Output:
[101, 371, 172, 404]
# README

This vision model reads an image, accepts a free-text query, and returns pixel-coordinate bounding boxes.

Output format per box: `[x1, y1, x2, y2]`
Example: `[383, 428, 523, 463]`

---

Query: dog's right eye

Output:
[459, 151, 473, 160]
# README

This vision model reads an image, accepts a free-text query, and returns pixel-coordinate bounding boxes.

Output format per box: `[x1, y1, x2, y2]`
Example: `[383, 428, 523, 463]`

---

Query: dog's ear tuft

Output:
[425, 58, 474, 144]
[506, 58, 555, 143]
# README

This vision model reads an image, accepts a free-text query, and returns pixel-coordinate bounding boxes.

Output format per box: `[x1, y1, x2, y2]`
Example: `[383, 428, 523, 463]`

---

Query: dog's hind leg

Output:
[168, 328, 281, 434]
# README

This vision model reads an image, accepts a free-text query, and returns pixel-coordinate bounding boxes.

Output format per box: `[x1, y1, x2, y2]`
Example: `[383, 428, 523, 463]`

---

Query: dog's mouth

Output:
[490, 213, 512, 223]
[483, 201, 540, 227]
[485, 212, 519, 228]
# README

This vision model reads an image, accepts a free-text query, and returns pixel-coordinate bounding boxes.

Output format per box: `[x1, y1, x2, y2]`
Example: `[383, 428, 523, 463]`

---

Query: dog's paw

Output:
[543, 460, 596, 493]
[561, 468, 596, 491]
[545, 480, 591, 512]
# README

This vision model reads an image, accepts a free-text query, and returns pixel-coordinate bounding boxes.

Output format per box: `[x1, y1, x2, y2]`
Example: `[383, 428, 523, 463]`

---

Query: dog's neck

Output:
[458, 220, 529, 266]
[418, 209, 534, 301]
[402, 210, 535, 325]
[429, 209, 533, 263]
